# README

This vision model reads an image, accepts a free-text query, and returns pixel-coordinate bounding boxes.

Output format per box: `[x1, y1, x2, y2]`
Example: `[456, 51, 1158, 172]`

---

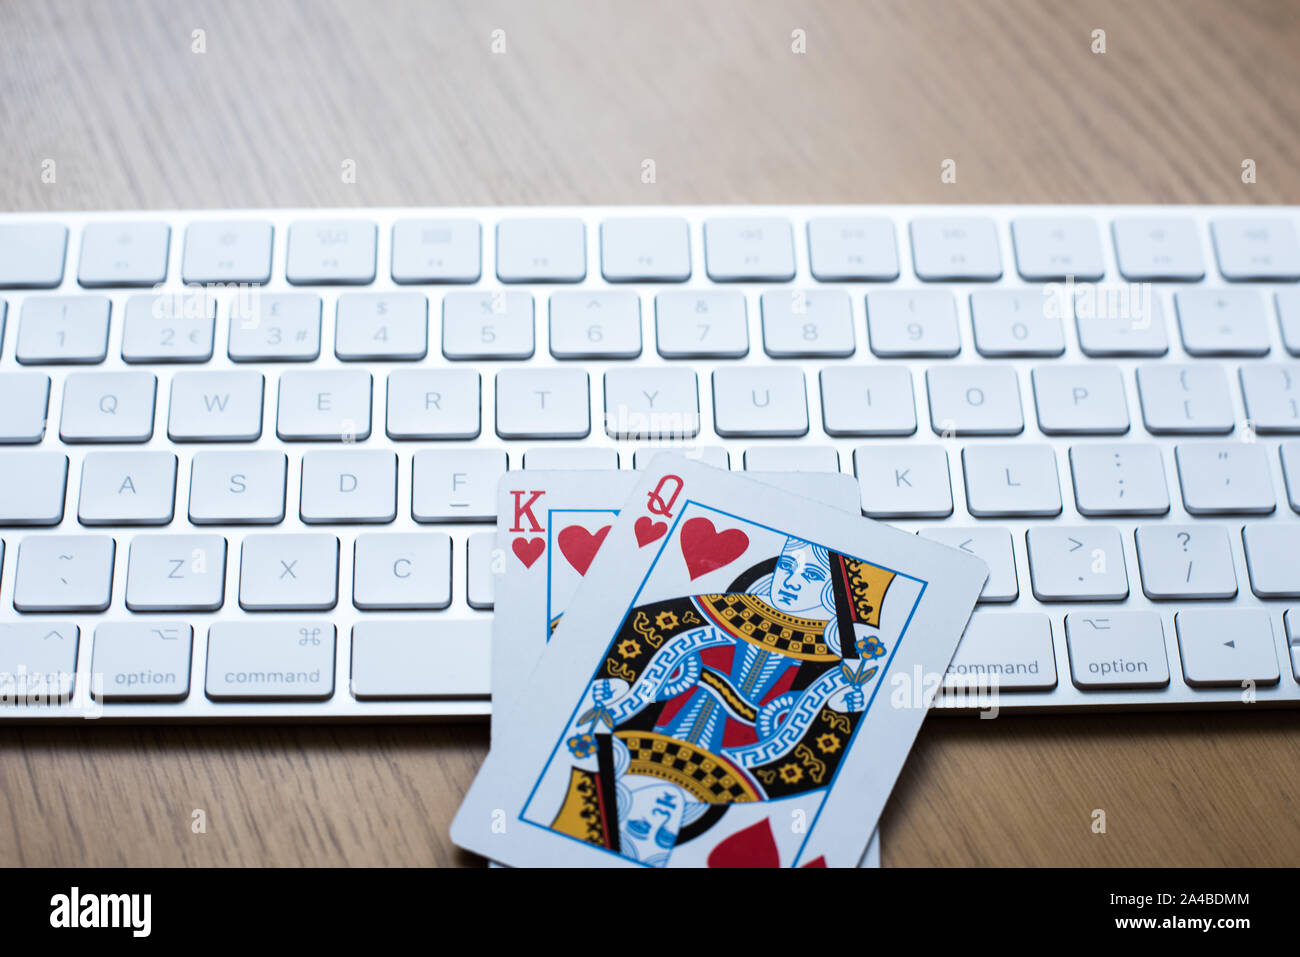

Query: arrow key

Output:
[919, 526, 1018, 602]
[1175, 609, 1279, 688]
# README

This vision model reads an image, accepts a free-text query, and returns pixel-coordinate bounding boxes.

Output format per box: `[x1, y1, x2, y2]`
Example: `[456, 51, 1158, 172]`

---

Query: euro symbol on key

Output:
[646, 474, 684, 518]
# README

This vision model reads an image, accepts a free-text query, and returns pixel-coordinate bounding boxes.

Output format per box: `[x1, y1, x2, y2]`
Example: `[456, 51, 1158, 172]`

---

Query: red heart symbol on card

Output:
[634, 516, 668, 547]
[511, 536, 545, 569]
[557, 524, 611, 576]
[680, 517, 749, 580]
[708, 818, 779, 868]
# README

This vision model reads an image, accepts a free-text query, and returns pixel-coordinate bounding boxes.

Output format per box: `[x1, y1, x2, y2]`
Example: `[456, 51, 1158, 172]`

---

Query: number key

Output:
[866, 290, 960, 357]
[760, 289, 854, 357]
[228, 293, 322, 362]
[655, 291, 748, 358]
[549, 291, 642, 359]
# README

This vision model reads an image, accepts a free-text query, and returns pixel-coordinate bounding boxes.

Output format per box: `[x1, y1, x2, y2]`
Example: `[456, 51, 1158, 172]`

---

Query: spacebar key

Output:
[205, 621, 336, 701]
[351, 620, 490, 699]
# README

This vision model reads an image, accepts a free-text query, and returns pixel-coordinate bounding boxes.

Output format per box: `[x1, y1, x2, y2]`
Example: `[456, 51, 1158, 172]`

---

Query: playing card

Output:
[489, 469, 865, 735]
[455, 455, 986, 867]
[487, 467, 883, 869]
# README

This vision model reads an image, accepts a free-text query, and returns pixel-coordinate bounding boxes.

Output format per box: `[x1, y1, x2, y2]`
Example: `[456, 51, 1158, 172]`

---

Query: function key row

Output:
[6, 286, 1300, 366]
[2, 213, 1299, 289]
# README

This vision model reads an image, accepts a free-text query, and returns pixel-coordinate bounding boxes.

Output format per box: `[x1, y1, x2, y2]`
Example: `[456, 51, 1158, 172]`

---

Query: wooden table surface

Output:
[2, 0, 1299, 866]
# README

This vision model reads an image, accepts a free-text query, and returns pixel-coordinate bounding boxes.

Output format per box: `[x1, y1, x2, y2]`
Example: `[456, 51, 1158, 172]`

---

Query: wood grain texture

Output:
[1, 0, 1299, 867]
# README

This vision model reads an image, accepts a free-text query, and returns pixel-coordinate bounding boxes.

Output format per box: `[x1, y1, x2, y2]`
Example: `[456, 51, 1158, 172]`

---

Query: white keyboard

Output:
[0, 204, 1298, 721]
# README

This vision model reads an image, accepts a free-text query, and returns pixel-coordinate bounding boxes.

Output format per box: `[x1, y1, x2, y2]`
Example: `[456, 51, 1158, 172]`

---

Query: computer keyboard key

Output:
[819, 366, 917, 437]
[926, 366, 1023, 436]
[655, 291, 748, 358]
[712, 367, 808, 437]
[17, 295, 111, 364]
[285, 220, 377, 285]
[1136, 363, 1234, 434]
[910, 217, 1002, 281]
[743, 445, 840, 473]
[125, 534, 227, 611]
[167, 371, 264, 442]
[1286, 610, 1300, 682]
[634, 446, 729, 470]
[1175, 442, 1274, 515]
[1010, 217, 1105, 281]
[853, 445, 952, 518]
[121, 292, 216, 363]
[385, 369, 481, 440]
[390, 218, 481, 284]
[227, 293, 322, 362]
[760, 289, 855, 358]
[523, 447, 619, 470]
[1211, 218, 1300, 281]
[943, 612, 1056, 692]
[919, 527, 1018, 603]
[205, 621, 336, 701]
[866, 290, 960, 357]
[1026, 526, 1128, 601]
[1242, 524, 1300, 598]
[1032, 364, 1129, 434]
[276, 370, 371, 441]
[1066, 612, 1170, 690]
[496, 218, 586, 283]
[238, 534, 339, 611]
[1112, 217, 1205, 281]
[1174, 289, 1270, 356]
[1282, 441, 1300, 512]
[970, 290, 1065, 357]
[1277, 289, 1300, 356]
[806, 217, 899, 281]
[90, 622, 192, 702]
[78, 451, 177, 525]
[1175, 609, 1279, 688]
[0, 452, 67, 525]
[1135, 524, 1237, 600]
[353, 533, 452, 610]
[1074, 287, 1168, 357]
[0, 622, 78, 704]
[334, 293, 428, 361]
[351, 620, 490, 699]
[466, 532, 495, 609]
[1239, 364, 1300, 433]
[703, 218, 795, 282]
[412, 449, 506, 523]
[0, 373, 51, 443]
[77, 222, 170, 287]
[188, 451, 287, 525]
[495, 369, 590, 439]
[60, 372, 156, 443]
[0, 223, 67, 288]
[1069, 443, 1170, 516]
[603, 368, 699, 440]
[300, 450, 397, 524]
[441, 290, 535, 360]
[181, 220, 273, 284]
[600, 217, 691, 282]
[549, 291, 642, 359]
[13, 535, 115, 612]
[962, 444, 1062, 517]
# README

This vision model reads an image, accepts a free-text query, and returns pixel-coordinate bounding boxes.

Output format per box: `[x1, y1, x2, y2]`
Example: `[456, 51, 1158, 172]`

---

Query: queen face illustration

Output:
[770, 542, 831, 616]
